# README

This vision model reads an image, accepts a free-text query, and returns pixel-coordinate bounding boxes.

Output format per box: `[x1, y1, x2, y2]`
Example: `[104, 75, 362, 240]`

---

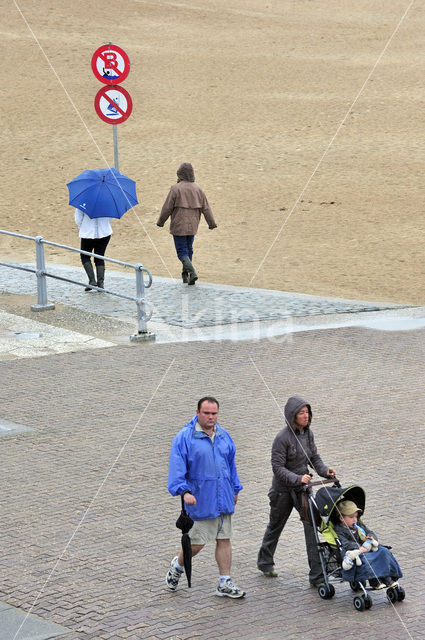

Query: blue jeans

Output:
[173, 235, 194, 261]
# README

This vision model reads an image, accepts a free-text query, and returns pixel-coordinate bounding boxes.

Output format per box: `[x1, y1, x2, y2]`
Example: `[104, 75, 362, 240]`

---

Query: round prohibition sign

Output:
[94, 85, 133, 124]
[91, 44, 130, 85]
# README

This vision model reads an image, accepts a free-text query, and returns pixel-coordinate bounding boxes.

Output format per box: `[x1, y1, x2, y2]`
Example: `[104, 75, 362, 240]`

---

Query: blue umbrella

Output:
[67, 168, 138, 219]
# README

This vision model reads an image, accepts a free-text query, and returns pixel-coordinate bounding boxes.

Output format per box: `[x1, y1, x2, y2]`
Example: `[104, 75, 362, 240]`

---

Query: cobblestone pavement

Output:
[0, 321, 423, 639]
[0, 263, 405, 329]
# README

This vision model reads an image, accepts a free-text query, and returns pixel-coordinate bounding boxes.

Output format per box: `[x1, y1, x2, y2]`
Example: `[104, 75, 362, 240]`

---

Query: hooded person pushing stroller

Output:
[257, 396, 336, 586]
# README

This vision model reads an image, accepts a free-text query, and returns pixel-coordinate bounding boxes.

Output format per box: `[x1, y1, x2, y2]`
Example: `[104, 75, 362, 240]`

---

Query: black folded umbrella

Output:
[176, 495, 194, 587]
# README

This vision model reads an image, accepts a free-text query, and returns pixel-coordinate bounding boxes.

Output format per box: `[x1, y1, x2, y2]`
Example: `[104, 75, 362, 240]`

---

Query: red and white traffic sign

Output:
[94, 85, 133, 124]
[91, 44, 130, 85]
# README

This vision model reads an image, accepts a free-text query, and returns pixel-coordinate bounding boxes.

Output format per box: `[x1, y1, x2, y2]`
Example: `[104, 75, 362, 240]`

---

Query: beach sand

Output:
[2, 0, 423, 304]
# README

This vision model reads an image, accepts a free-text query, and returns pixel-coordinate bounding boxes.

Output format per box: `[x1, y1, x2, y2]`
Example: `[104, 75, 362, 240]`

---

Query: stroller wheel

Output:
[386, 587, 398, 604]
[364, 595, 373, 610]
[349, 581, 362, 592]
[353, 595, 366, 611]
[318, 584, 335, 599]
[396, 586, 405, 602]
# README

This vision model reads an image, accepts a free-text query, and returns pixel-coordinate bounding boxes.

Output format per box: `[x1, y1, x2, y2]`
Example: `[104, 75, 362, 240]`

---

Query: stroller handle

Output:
[308, 477, 341, 488]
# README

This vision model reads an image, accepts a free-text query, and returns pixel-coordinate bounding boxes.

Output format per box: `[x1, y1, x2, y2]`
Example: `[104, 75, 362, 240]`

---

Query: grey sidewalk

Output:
[0, 600, 77, 640]
[1, 263, 425, 347]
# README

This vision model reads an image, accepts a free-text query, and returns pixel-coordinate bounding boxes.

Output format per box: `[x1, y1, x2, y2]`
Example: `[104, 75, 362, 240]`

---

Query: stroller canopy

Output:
[314, 485, 366, 526]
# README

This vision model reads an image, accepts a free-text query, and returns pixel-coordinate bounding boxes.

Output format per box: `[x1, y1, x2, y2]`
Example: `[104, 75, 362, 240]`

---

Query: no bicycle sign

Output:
[94, 85, 133, 124]
[91, 43, 132, 168]
[91, 44, 130, 85]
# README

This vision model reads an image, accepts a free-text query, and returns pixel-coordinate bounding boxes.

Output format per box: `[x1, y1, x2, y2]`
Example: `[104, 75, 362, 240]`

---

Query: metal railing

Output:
[0, 230, 155, 342]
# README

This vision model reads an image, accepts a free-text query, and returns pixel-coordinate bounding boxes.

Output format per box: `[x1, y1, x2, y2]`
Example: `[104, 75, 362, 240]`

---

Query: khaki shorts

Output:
[189, 514, 233, 545]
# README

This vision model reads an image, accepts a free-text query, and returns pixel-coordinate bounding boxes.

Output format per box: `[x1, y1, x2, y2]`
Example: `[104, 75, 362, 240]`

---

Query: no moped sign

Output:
[94, 85, 133, 124]
[91, 44, 130, 85]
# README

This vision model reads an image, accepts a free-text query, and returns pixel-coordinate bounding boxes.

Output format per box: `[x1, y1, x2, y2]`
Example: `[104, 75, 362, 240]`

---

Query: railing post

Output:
[31, 236, 55, 311]
[130, 264, 155, 342]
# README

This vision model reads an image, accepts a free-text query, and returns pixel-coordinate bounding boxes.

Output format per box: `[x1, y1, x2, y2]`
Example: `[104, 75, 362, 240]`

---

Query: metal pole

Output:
[31, 236, 55, 311]
[113, 124, 119, 171]
[130, 264, 155, 342]
[136, 265, 147, 333]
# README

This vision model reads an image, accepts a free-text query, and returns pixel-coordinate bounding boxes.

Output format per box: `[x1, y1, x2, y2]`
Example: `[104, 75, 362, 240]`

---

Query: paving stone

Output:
[0, 287, 423, 638]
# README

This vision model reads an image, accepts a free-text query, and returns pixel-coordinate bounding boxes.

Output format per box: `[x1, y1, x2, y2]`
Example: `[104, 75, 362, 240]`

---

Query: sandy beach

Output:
[1, 0, 423, 304]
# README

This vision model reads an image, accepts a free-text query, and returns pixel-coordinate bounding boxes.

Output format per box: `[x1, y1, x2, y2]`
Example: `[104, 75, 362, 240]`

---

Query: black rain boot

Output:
[83, 262, 97, 291]
[180, 261, 189, 283]
[181, 256, 198, 285]
[96, 265, 105, 290]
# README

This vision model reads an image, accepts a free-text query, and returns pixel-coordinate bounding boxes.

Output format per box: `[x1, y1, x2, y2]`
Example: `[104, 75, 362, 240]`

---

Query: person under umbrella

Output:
[67, 168, 138, 291]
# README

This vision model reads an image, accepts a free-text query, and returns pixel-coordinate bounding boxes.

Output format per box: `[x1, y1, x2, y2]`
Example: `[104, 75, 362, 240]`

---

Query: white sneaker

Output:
[165, 556, 183, 591]
[215, 578, 246, 599]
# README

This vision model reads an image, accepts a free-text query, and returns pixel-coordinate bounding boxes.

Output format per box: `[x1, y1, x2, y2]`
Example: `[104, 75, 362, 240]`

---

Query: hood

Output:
[284, 395, 312, 430]
[177, 162, 195, 182]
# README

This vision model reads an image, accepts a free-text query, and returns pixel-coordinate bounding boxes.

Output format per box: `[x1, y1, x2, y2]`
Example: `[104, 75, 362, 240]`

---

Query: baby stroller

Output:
[304, 479, 405, 611]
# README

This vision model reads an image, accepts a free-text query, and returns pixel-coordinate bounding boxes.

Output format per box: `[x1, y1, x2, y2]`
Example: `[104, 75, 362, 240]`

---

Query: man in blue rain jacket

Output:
[165, 396, 246, 598]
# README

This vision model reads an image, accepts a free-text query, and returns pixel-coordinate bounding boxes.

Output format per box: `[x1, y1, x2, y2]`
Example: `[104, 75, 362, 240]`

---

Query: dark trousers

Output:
[257, 488, 323, 583]
[80, 236, 111, 266]
[173, 235, 194, 261]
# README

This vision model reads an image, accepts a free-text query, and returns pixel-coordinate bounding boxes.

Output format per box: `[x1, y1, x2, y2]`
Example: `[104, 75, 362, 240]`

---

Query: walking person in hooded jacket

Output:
[165, 396, 246, 598]
[156, 163, 217, 285]
[257, 396, 336, 586]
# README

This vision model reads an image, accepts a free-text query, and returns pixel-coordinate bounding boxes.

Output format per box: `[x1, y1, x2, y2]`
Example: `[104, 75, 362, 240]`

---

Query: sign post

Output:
[91, 43, 132, 171]
[113, 125, 119, 173]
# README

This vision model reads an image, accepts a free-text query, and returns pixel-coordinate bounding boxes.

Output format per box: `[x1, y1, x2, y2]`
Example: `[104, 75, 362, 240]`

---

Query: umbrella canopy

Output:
[67, 168, 138, 219]
[176, 496, 194, 587]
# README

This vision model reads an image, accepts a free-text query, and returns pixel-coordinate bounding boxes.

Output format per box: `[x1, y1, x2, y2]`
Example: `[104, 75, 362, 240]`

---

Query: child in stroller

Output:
[307, 481, 404, 611]
[335, 499, 401, 589]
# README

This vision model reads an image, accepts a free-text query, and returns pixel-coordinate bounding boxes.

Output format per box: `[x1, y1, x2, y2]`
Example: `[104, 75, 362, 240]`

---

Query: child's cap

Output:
[338, 500, 362, 516]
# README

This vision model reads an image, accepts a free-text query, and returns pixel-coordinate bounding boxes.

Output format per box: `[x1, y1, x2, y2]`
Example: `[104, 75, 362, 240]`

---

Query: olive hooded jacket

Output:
[157, 163, 217, 236]
[271, 395, 329, 491]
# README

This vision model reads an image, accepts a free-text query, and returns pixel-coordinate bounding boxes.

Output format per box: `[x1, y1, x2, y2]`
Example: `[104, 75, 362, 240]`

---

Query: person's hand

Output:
[301, 474, 312, 484]
[234, 494, 238, 504]
[184, 493, 197, 506]
[327, 468, 336, 477]
[362, 539, 372, 552]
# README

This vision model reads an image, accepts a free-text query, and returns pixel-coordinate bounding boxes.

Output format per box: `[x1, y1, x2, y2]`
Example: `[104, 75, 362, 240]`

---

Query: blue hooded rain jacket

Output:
[168, 415, 243, 521]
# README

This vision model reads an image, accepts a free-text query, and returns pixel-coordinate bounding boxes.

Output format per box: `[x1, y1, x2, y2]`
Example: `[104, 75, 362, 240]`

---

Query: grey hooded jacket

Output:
[271, 396, 329, 491]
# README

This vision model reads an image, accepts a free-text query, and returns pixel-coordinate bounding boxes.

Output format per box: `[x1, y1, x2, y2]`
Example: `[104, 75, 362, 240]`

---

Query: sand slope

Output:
[1, 0, 423, 304]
